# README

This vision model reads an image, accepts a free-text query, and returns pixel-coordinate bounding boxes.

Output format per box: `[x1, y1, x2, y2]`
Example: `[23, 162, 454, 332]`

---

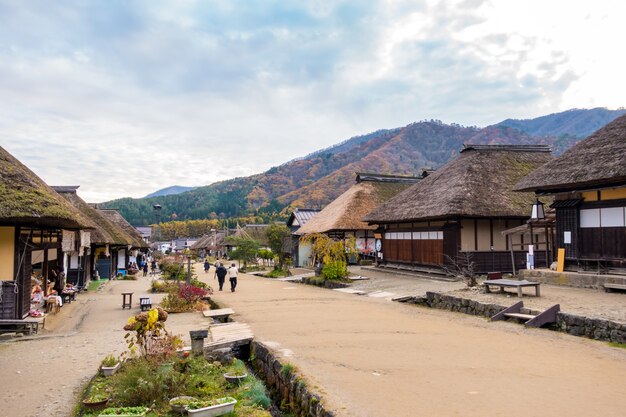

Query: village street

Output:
[1, 266, 625, 417]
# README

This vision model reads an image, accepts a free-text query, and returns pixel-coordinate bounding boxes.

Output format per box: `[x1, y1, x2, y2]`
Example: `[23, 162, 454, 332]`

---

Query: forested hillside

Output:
[103, 108, 625, 226]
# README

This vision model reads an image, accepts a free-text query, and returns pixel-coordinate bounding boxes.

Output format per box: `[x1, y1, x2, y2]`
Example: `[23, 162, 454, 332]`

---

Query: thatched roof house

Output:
[0, 147, 90, 229]
[97, 209, 148, 249]
[52, 186, 132, 246]
[0, 147, 90, 319]
[364, 145, 552, 273]
[514, 115, 626, 266]
[515, 114, 626, 193]
[298, 173, 420, 235]
[365, 145, 552, 223]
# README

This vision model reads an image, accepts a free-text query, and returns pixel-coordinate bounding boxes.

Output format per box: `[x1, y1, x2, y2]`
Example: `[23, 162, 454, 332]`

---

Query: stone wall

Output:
[300, 277, 348, 289]
[401, 292, 625, 344]
[250, 341, 335, 417]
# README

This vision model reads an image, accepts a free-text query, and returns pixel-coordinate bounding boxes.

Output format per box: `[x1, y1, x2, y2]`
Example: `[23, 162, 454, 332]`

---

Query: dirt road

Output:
[210, 269, 626, 417]
[1, 266, 625, 417]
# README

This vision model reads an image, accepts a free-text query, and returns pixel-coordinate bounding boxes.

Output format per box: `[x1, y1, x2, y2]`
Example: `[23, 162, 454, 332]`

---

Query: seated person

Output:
[31, 285, 44, 304]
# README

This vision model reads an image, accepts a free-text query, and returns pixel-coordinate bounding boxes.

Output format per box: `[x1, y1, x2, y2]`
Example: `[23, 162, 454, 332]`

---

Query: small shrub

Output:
[280, 363, 295, 378]
[101, 355, 118, 368]
[243, 380, 271, 409]
[265, 268, 289, 278]
[321, 260, 348, 280]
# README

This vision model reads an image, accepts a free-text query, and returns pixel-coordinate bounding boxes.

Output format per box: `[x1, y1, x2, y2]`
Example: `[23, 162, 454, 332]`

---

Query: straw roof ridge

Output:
[364, 145, 552, 223]
[0, 147, 91, 229]
[514, 114, 626, 192]
[52, 187, 131, 245]
[298, 179, 413, 234]
[97, 208, 148, 248]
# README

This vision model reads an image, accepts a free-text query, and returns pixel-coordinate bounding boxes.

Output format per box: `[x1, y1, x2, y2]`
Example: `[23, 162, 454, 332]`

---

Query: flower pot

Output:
[169, 396, 197, 414]
[187, 397, 237, 417]
[82, 398, 109, 409]
[101, 361, 121, 376]
[223, 372, 247, 385]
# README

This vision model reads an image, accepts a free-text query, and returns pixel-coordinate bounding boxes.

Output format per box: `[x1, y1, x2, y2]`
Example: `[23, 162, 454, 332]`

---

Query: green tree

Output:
[226, 236, 260, 268]
[265, 223, 291, 269]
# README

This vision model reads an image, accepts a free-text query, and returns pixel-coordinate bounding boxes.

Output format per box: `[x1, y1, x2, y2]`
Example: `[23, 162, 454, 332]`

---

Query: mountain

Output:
[103, 108, 624, 226]
[144, 186, 196, 198]
[496, 107, 626, 138]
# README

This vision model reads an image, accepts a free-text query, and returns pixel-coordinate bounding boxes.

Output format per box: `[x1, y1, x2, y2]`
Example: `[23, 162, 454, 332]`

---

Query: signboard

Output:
[564, 231, 571, 244]
[375, 239, 382, 252]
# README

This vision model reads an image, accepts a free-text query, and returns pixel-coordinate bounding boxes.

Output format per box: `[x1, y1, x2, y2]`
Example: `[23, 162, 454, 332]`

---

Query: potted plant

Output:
[223, 370, 247, 385]
[82, 392, 110, 409]
[97, 406, 149, 416]
[186, 397, 237, 417]
[169, 396, 197, 413]
[100, 354, 121, 376]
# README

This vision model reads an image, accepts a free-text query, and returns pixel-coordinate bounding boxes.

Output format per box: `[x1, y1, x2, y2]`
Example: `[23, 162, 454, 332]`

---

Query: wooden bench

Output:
[483, 279, 541, 297]
[0, 317, 46, 335]
[202, 308, 234, 323]
[139, 297, 152, 311]
[205, 322, 253, 352]
[603, 283, 626, 293]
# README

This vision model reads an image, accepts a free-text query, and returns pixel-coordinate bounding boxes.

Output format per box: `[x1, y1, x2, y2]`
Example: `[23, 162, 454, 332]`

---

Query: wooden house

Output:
[297, 173, 420, 260]
[0, 147, 91, 319]
[52, 186, 136, 283]
[514, 114, 626, 270]
[97, 208, 149, 275]
[364, 145, 552, 273]
[286, 208, 320, 267]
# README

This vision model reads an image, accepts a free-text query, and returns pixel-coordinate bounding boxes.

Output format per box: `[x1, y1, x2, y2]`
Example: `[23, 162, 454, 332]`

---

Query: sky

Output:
[1, 0, 624, 203]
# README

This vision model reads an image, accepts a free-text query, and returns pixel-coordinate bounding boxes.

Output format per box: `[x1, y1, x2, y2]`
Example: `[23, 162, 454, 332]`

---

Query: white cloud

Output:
[0, 0, 624, 202]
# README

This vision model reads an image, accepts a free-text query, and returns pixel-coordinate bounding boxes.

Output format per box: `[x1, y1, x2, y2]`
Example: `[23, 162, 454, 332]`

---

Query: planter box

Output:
[187, 397, 237, 417]
[169, 396, 197, 414]
[101, 361, 121, 376]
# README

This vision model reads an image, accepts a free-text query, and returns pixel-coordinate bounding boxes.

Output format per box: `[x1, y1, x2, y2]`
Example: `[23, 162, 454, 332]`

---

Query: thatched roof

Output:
[191, 232, 225, 250]
[0, 147, 91, 229]
[298, 174, 419, 234]
[52, 186, 133, 245]
[514, 114, 626, 192]
[97, 208, 148, 248]
[364, 145, 552, 223]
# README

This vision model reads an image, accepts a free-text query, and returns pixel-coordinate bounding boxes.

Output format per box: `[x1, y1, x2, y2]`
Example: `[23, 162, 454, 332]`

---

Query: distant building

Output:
[287, 208, 320, 267]
[135, 226, 152, 243]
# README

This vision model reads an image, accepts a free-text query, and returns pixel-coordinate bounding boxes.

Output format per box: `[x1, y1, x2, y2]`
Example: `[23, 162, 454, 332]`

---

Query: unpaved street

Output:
[1, 266, 625, 417]
[211, 269, 626, 417]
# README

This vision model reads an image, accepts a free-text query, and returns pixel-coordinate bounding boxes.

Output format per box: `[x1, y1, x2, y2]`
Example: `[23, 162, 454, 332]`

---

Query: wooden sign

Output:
[557, 248, 565, 272]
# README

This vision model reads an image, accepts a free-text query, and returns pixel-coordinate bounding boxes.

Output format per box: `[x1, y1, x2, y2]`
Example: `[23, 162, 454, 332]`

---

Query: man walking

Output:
[228, 262, 239, 292]
[215, 262, 227, 291]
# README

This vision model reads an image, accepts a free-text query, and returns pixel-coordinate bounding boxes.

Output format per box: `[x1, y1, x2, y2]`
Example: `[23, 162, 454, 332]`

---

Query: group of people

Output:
[203, 258, 238, 292]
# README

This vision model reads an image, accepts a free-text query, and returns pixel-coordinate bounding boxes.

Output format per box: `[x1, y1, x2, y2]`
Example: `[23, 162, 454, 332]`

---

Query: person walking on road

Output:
[228, 262, 239, 292]
[142, 262, 148, 277]
[215, 262, 227, 291]
[204, 259, 210, 273]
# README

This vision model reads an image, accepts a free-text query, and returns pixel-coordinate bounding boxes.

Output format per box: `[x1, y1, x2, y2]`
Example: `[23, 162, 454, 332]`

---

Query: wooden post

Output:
[509, 235, 516, 276]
